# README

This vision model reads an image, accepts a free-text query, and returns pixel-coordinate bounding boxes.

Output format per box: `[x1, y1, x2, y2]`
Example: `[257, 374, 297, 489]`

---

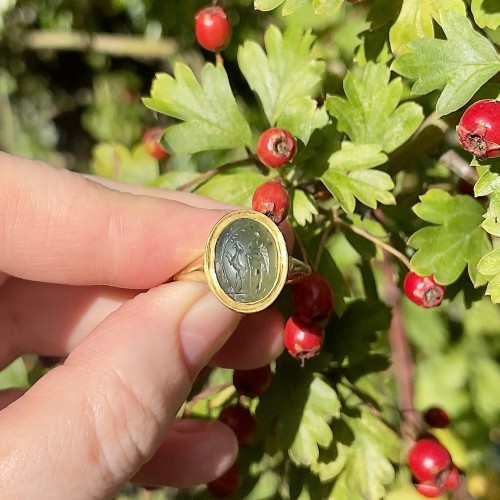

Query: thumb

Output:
[0, 281, 240, 499]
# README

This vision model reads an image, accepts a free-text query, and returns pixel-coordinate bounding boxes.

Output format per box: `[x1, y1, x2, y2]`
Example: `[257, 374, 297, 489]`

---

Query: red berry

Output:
[408, 438, 452, 483]
[457, 99, 500, 159]
[252, 180, 290, 225]
[233, 365, 272, 398]
[423, 407, 450, 429]
[194, 6, 231, 52]
[413, 481, 443, 498]
[292, 272, 334, 323]
[256, 128, 297, 168]
[142, 127, 169, 160]
[207, 463, 240, 498]
[284, 315, 325, 362]
[403, 272, 445, 308]
[218, 405, 256, 446]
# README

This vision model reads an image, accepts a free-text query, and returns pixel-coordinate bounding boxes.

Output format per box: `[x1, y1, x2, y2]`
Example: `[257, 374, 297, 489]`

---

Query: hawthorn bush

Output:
[1, 0, 500, 499]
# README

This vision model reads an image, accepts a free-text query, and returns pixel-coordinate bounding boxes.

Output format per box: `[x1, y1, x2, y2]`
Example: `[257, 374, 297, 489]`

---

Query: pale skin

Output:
[0, 152, 286, 498]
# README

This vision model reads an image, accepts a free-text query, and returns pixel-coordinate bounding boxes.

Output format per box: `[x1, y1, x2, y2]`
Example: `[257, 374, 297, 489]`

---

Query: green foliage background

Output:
[1, 0, 500, 499]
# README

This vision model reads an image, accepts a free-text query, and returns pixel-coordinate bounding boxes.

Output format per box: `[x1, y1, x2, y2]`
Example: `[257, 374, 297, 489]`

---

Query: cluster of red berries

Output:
[250, 131, 333, 362]
[409, 407, 463, 498]
[207, 365, 272, 498]
[285, 272, 334, 362]
[403, 272, 446, 308]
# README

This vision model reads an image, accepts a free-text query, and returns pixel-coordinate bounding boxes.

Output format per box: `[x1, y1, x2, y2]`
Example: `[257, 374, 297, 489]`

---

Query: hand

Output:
[0, 153, 285, 498]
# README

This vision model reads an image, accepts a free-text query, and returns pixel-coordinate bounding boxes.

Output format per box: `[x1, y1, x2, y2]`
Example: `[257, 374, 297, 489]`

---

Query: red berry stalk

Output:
[457, 99, 500, 159]
[195, 6, 231, 52]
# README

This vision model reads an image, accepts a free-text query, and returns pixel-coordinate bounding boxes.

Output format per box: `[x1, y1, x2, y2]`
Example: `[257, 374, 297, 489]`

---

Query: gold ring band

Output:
[173, 210, 311, 313]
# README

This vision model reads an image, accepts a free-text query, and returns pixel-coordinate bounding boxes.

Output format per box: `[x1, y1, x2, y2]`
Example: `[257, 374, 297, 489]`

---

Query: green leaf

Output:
[475, 164, 500, 197]
[277, 97, 329, 145]
[477, 248, 500, 303]
[195, 168, 269, 206]
[289, 377, 341, 466]
[254, 0, 287, 11]
[151, 171, 200, 190]
[326, 62, 424, 153]
[344, 411, 399, 500]
[312, 0, 344, 16]
[408, 189, 492, 286]
[392, 11, 500, 117]
[238, 26, 325, 126]
[482, 190, 500, 237]
[470, 357, 500, 424]
[291, 188, 319, 226]
[0, 358, 29, 390]
[415, 349, 470, 416]
[321, 142, 393, 213]
[90, 143, 159, 184]
[389, 0, 466, 56]
[325, 300, 392, 363]
[143, 63, 252, 155]
[472, 0, 500, 30]
[254, 0, 343, 16]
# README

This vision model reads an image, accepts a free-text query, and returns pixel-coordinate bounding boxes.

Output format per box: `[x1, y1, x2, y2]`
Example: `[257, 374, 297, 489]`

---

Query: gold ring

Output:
[173, 209, 311, 313]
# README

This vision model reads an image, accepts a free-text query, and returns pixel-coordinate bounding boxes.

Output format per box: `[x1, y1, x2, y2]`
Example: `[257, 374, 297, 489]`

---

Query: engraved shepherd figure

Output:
[223, 228, 270, 300]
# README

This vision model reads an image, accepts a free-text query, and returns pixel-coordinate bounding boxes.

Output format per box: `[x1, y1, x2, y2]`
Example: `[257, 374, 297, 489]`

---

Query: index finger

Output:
[0, 153, 227, 288]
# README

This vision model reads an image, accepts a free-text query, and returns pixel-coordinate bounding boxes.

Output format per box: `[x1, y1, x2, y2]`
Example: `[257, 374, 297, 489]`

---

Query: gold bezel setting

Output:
[204, 210, 289, 313]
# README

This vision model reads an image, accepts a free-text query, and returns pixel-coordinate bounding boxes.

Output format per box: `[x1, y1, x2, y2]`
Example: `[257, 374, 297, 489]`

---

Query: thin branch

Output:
[21, 31, 179, 60]
[333, 213, 411, 270]
[314, 220, 335, 271]
[381, 253, 420, 446]
[292, 228, 310, 266]
[439, 149, 479, 184]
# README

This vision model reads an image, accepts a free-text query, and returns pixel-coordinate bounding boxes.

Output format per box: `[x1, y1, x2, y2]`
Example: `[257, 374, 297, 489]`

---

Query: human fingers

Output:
[0, 278, 284, 371]
[0, 280, 241, 498]
[0, 153, 227, 287]
[133, 419, 237, 488]
[0, 390, 238, 491]
[210, 307, 285, 369]
[87, 174, 295, 248]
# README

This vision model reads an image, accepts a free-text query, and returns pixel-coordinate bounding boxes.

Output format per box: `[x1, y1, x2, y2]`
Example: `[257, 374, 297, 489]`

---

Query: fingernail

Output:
[180, 292, 240, 377]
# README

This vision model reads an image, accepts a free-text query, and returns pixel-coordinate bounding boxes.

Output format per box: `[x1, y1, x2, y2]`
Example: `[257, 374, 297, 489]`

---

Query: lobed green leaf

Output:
[389, 0, 466, 56]
[326, 62, 424, 153]
[408, 189, 492, 286]
[343, 411, 400, 500]
[143, 63, 252, 155]
[392, 11, 500, 117]
[477, 247, 500, 303]
[195, 168, 270, 206]
[254, 0, 343, 16]
[238, 26, 325, 126]
[291, 188, 319, 226]
[321, 142, 393, 213]
[471, 0, 500, 30]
